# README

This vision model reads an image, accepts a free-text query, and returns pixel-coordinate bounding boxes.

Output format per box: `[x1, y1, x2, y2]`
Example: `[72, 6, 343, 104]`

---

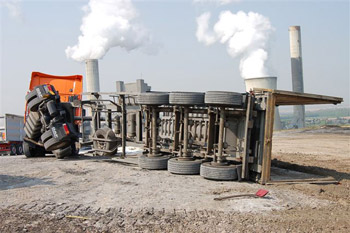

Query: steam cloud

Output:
[66, 0, 155, 62]
[1, 0, 22, 19]
[193, 0, 241, 5]
[196, 11, 273, 79]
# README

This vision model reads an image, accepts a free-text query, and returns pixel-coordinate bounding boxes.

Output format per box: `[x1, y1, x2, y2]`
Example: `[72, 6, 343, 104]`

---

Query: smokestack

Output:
[289, 26, 305, 128]
[85, 59, 100, 99]
[245, 77, 282, 130]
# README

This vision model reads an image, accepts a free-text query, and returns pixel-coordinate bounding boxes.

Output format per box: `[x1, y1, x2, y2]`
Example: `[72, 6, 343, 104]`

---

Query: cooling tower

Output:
[289, 26, 305, 128]
[245, 77, 282, 130]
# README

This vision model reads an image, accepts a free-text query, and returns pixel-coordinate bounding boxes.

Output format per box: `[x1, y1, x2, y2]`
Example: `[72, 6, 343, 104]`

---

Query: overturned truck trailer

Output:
[23, 73, 342, 184]
[132, 89, 342, 184]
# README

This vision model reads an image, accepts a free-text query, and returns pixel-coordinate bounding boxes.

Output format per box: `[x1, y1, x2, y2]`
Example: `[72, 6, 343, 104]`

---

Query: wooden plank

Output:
[269, 177, 336, 183]
[266, 177, 338, 185]
[260, 93, 275, 184]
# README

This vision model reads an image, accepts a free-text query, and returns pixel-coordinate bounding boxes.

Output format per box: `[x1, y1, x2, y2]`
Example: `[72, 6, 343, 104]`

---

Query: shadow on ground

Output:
[272, 159, 350, 181]
[0, 175, 53, 191]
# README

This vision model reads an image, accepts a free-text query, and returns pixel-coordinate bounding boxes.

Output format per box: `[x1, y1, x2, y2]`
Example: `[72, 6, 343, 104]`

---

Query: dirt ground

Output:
[0, 126, 349, 232]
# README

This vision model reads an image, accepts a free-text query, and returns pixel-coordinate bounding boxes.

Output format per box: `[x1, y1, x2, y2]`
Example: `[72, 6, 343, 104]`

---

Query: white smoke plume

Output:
[193, 0, 241, 5]
[1, 0, 22, 20]
[66, 0, 155, 62]
[196, 11, 274, 79]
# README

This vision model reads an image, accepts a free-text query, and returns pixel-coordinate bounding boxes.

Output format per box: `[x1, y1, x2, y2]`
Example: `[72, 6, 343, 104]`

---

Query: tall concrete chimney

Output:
[85, 59, 100, 99]
[289, 26, 305, 128]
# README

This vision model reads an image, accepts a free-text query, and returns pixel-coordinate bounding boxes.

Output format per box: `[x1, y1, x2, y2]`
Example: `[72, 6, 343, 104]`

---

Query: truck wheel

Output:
[200, 162, 238, 181]
[28, 112, 41, 124]
[27, 97, 43, 112]
[53, 145, 72, 159]
[136, 93, 169, 105]
[169, 92, 205, 105]
[44, 137, 70, 151]
[25, 89, 37, 102]
[205, 91, 243, 106]
[41, 130, 53, 144]
[168, 158, 202, 175]
[16, 144, 23, 155]
[24, 123, 41, 139]
[10, 144, 17, 155]
[93, 128, 118, 155]
[23, 141, 33, 157]
[23, 141, 45, 157]
[138, 155, 170, 170]
[26, 116, 41, 132]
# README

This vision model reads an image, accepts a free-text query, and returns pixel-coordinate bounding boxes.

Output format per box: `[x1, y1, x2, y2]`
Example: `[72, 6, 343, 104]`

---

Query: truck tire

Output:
[24, 120, 41, 139]
[41, 130, 53, 144]
[169, 92, 205, 105]
[24, 126, 33, 138]
[26, 116, 41, 132]
[200, 162, 238, 181]
[28, 111, 41, 124]
[53, 145, 72, 159]
[23, 141, 45, 158]
[25, 89, 37, 102]
[27, 97, 43, 112]
[93, 128, 118, 155]
[205, 91, 243, 106]
[23, 141, 34, 157]
[168, 158, 202, 175]
[138, 155, 170, 170]
[136, 93, 169, 105]
[44, 137, 70, 151]
[16, 144, 23, 155]
[10, 144, 17, 155]
[24, 125, 40, 140]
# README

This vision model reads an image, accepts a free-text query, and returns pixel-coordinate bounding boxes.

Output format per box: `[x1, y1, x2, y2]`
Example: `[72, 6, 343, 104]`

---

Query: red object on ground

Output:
[255, 189, 269, 197]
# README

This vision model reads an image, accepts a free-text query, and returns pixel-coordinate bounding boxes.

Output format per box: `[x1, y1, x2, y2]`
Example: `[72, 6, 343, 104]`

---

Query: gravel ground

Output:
[0, 127, 349, 232]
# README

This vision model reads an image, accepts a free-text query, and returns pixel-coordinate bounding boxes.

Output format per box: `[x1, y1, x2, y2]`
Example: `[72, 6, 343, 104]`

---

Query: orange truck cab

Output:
[28, 72, 83, 102]
[25, 72, 83, 120]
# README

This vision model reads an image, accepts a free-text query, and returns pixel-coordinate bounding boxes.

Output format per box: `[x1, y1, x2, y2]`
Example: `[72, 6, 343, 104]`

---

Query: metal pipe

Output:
[206, 108, 215, 155]
[107, 109, 112, 129]
[121, 95, 126, 158]
[217, 107, 226, 163]
[172, 106, 180, 152]
[144, 108, 150, 150]
[183, 107, 189, 157]
[289, 26, 305, 128]
[151, 107, 158, 156]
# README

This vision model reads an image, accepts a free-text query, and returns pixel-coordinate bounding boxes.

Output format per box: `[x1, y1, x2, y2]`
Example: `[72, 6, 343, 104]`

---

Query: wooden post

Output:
[260, 93, 276, 184]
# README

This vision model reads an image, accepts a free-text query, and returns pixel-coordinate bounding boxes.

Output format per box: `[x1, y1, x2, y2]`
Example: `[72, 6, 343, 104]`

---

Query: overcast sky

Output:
[0, 0, 349, 116]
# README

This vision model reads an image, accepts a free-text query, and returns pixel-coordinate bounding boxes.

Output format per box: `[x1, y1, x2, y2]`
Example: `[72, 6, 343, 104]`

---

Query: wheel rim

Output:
[18, 146, 23, 154]
[11, 146, 16, 155]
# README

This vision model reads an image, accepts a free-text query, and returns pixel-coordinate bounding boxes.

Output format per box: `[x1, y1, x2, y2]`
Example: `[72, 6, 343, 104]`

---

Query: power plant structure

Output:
[244, 77, 282, 130]
[85, 59, 100, 100]
[289, 26, 306, 128]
